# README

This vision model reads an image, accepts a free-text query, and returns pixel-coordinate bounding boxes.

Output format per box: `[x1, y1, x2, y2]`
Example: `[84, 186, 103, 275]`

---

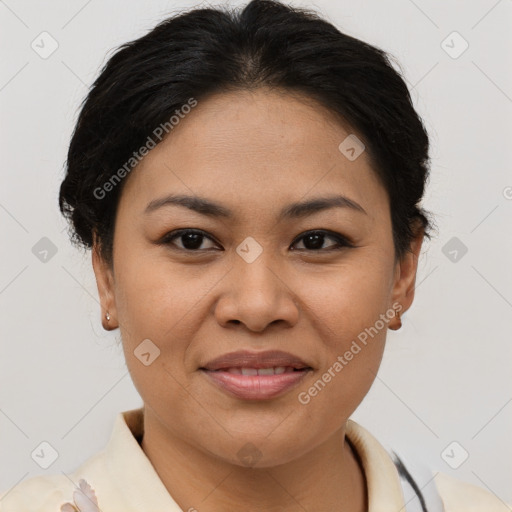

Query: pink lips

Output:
[200, 350, 313, 400]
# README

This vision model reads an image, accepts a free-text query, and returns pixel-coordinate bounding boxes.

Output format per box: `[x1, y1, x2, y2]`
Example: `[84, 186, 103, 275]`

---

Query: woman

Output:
[0, 1, 506, 511]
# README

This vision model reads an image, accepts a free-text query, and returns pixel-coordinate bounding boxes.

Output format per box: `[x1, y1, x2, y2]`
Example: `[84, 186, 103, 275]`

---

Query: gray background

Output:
[1, 0, 511, 506]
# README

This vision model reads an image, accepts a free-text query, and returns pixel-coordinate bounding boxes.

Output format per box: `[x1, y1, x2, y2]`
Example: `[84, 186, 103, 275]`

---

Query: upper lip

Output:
[200, 350, 312, 371]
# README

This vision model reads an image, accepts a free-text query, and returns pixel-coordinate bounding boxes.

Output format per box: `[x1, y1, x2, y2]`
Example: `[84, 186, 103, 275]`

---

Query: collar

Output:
[100, 407, 407, 511]
[346, 418, 407, 511]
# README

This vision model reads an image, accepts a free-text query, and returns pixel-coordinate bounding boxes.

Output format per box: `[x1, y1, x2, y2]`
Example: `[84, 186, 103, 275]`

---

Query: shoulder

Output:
[346, 419, 510, 512]
[385, 438, 508, 512]
[0, 449, 107, 512]
[0, 473, 75, 511]
[391, 449, 509, 512]
[434, 472, 511, 512]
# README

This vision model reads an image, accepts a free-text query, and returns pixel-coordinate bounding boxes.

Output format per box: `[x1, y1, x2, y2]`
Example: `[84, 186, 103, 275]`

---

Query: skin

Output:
[92, 87, 423, 512]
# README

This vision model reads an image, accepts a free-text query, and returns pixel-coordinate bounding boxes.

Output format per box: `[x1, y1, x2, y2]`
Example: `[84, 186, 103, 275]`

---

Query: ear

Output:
[389, 224, 425, 328]
[91, 231, 117, 330]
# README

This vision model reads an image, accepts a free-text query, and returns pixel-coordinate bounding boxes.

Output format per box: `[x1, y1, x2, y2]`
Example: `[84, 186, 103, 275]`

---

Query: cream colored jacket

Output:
[0, 408, 508, 511]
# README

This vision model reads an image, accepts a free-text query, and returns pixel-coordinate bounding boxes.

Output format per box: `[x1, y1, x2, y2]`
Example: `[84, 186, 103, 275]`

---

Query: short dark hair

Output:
[59, 0, 435, 265]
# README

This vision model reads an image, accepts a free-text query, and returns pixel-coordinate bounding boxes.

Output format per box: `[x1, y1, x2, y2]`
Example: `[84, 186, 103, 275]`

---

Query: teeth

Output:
[223, 366, 295, 375]
[241, 368, 258, 376]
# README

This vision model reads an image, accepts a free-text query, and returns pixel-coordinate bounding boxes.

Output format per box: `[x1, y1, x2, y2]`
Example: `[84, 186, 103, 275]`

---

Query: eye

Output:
[158, 228, 354, 253]
[290, 230, 353, 251]
[159, 229, 220, 251]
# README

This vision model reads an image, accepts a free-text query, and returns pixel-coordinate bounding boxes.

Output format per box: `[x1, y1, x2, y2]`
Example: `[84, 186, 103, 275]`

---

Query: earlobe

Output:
[388, 308, 402, 331]
[91, 233, 117, 331]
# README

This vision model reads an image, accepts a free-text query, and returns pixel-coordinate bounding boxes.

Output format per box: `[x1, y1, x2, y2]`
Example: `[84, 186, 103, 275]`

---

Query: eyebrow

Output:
[144, 193, 367, 220]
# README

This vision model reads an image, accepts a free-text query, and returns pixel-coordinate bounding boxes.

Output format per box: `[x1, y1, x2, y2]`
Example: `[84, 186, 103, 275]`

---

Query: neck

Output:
[140, 407, 367, 512]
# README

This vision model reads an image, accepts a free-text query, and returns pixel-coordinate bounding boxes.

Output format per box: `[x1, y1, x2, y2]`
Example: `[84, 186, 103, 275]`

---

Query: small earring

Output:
[391, 309, 402, 331]
[105, 312, 111, 321]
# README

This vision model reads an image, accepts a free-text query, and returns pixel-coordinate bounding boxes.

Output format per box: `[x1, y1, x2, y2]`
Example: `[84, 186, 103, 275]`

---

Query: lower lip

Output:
[200, 369, 311, 400]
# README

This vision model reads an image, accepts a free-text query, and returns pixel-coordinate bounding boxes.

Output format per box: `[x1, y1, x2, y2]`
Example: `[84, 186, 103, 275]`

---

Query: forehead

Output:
[119, 88, 387, 221]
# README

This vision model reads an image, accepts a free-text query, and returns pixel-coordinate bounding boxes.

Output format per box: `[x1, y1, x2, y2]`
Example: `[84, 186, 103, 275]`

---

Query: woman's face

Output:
[93, 88, 422, 466]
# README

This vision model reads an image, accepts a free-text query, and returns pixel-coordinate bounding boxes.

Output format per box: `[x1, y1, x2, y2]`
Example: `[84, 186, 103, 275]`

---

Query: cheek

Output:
[111, 254, 199, 410]
[113, 236, 176, 318]
[112, 244, 223, 355]
[299, 251, 393, 340]
[292, 254, 391, 409]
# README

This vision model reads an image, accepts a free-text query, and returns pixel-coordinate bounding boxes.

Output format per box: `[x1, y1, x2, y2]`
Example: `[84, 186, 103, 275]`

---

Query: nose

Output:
[214, 252, 300, 333]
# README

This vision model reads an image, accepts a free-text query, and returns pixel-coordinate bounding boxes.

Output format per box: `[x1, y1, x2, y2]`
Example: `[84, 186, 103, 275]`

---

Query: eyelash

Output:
[158, 228, 355, 253]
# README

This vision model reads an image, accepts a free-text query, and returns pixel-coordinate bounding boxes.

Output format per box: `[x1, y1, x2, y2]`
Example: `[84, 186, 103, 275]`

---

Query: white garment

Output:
[0, 408, 508, 511]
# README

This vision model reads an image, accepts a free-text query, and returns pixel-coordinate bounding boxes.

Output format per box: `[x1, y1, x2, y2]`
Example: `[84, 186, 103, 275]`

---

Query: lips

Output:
[200, 349, 312, 371]
[221, 366, 295, 375]
[199, 350, 313, 400]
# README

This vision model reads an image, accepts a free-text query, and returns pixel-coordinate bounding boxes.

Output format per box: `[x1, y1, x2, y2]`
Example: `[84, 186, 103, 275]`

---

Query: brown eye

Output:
[160, 229, 220, 251]
[159, 228, 353, 253]
[291, 230, 353, 251]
